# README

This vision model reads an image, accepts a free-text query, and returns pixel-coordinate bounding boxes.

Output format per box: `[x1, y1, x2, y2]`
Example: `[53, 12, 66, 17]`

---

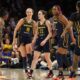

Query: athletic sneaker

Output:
[27, 70, 33, 79]
[57, 71, 64, 79]
[69, 71, 76, 78]
[25, 69, 28, 73]
[46, 70, 53, 78]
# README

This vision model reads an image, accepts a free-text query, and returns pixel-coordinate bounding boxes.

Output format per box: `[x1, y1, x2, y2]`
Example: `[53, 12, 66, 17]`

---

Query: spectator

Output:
[1, 38, 12, 67]
[9, 17, 16, 31]
[11, 51, 19, 66]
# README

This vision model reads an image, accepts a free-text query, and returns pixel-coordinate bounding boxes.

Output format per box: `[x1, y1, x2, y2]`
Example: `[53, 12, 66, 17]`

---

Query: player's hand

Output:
[13, 44, 18, 51]
[12, 41, 16, 46]
[31, 40, 35, 47]
[71, 38, 76, 45]
[40, 40, 46, 46]
[61, 32, 66, 38]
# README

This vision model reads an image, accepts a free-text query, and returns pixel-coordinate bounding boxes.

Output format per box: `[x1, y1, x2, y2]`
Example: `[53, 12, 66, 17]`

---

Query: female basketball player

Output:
[13, 8, 37, 73]
[61, 1, 80, 78]
[27, 10, 53, 78]
[50, 5, 76, 79]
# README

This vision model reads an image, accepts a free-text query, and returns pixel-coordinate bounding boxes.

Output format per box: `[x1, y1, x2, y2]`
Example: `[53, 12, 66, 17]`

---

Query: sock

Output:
[49, 70, 53, 74]
[59, 70, 63, 74]
[22, 57, 27, 70]
[56, 53, 63, 68]
[30, 69, 33, 74]
[27, 54, 33, 67]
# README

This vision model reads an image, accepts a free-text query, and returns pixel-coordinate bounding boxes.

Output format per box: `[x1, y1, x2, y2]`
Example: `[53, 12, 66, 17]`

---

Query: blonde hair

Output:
[26, 8, 34, 13]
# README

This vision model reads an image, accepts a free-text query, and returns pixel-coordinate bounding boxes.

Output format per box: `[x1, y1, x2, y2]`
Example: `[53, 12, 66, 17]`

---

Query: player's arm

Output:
[40, 20, 52, 46]
[62, 20, 75, 43]
[60, 15, 76, 43]
[68, 21, 76, 43]
[32, 21, 38, 45]
[44, 20, 52, 42]
[13, 19, 24, 45]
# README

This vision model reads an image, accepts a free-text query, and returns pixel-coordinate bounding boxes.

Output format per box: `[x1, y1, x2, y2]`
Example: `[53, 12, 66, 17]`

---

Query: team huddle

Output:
[12, 1, 80, 79]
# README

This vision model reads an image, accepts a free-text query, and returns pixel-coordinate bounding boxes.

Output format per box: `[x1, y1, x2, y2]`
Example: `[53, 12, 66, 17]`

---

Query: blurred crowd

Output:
[0, 16, 22, 68]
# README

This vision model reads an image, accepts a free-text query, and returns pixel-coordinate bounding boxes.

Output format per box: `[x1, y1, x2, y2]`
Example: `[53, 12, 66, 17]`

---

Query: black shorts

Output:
[54, 36, 64, 47]
[18, 33, 32, 46]
[35, 38, 50, 53]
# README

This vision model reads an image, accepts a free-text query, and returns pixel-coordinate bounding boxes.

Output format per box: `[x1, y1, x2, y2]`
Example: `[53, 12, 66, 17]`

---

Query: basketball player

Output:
[27, 10, 53, 78]
[61, 1, 80, 78]
[49, 5, 76, 79]
[13, 8, 37, 73]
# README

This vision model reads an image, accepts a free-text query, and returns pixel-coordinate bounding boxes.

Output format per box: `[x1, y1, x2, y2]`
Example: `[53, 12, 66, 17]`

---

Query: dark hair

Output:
[39, 10, 47, 17]
[0, 8, 9, 17]
[76, 1, 80, 8]
[52, 5, 62, 14]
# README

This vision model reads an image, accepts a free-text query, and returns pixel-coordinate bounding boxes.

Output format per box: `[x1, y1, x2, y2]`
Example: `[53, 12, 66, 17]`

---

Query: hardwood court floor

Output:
[0, 68, 79, 80]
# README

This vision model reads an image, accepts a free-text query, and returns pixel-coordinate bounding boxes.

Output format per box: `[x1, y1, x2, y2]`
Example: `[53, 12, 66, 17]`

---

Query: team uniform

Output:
[49, 17, 64, 48]
[18, 17, 34, 46]
[56, 18, 71, 66]
[17, 17, 34, 72]
[50, 17, 72, 78]
[27, 20, 53, 79]
[35, 20, 50, 53]
[69, 12, 80, 56]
